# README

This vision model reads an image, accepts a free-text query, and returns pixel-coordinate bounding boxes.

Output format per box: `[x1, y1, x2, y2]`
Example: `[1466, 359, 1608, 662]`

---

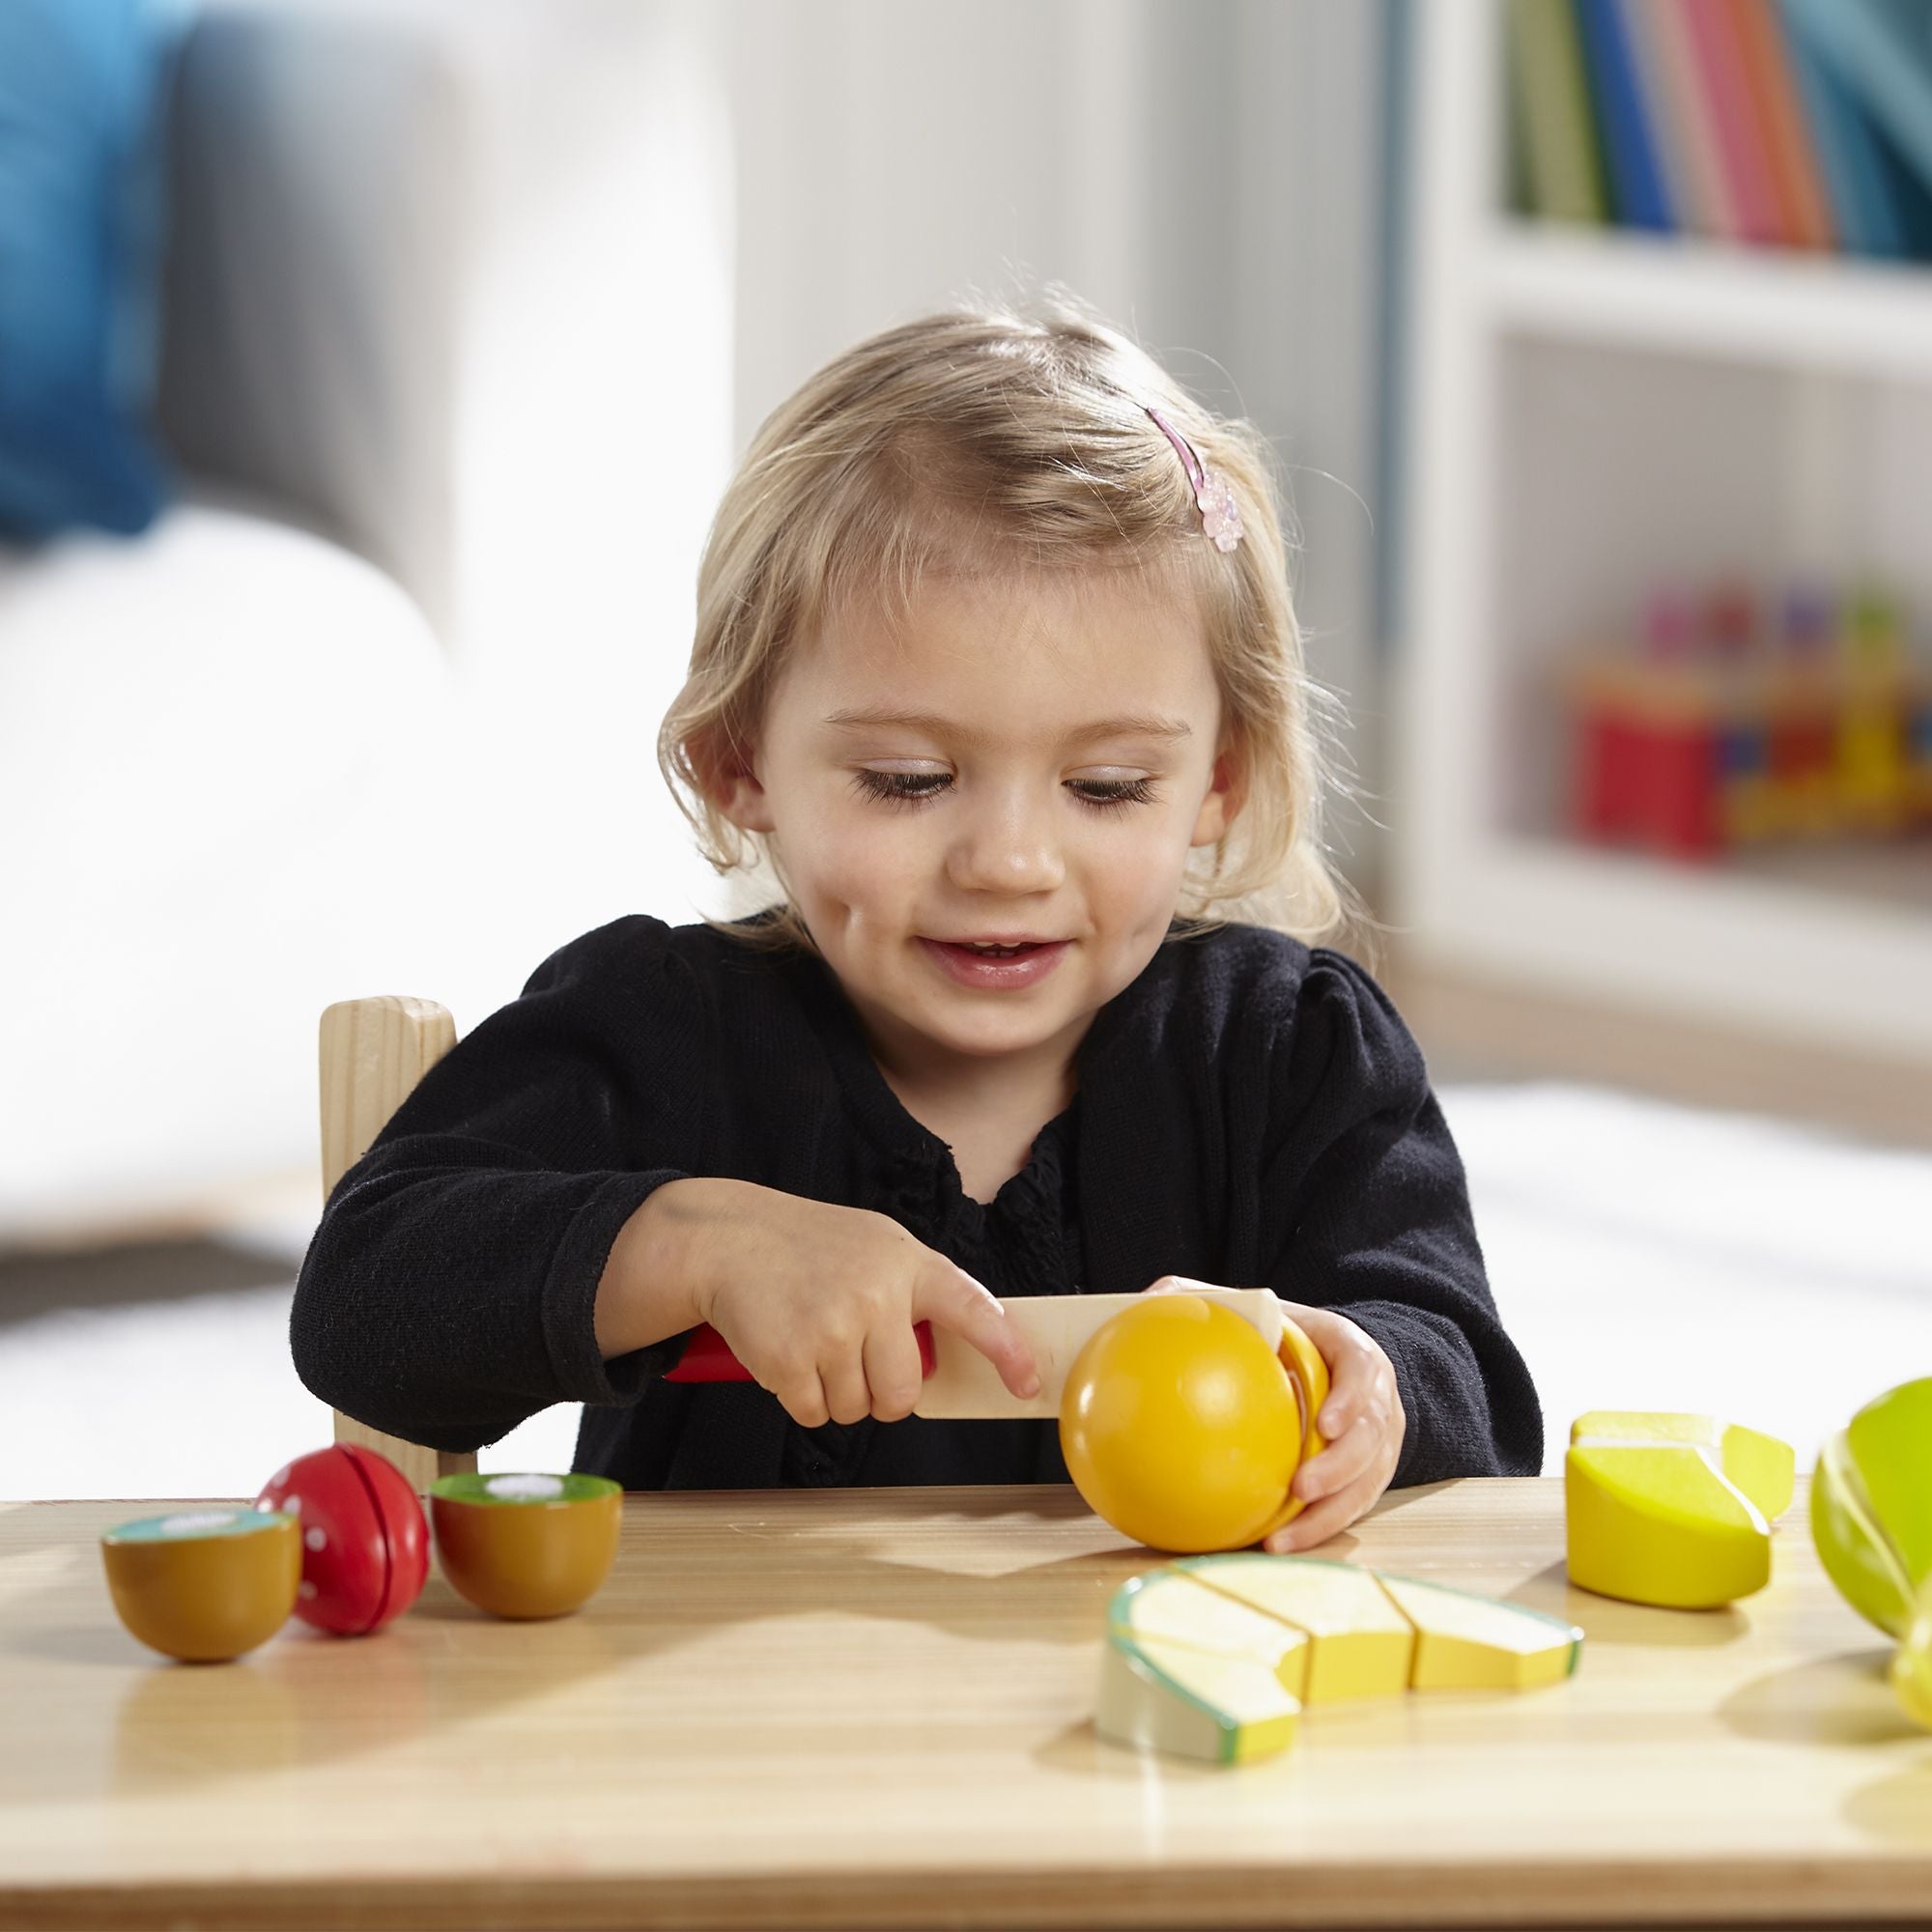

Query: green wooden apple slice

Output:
[1895, 1578, 1932, 1730]
[1811, 1378, 1932, 1639]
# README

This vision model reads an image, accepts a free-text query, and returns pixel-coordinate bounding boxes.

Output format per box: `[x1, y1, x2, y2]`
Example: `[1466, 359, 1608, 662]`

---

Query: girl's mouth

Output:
[918, 937, 1070, 989]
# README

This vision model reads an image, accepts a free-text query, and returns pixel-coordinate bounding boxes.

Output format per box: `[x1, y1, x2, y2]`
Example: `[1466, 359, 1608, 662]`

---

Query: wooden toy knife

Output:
[663, 1288, 1288, 1420]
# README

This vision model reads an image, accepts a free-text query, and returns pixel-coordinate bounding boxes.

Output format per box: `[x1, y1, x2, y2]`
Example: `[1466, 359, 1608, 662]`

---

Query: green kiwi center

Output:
[105, 1509, 285, 1543]
[429, 1471, 618, 1507]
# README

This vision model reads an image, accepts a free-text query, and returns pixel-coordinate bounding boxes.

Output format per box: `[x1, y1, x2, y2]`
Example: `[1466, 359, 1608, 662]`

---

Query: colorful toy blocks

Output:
[1563, 581, 1932, 862]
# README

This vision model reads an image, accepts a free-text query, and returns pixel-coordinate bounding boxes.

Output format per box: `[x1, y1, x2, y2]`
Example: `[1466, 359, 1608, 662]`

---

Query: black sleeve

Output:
[290, 917, 705, 1453]
[1264, 950, 1544, 1486]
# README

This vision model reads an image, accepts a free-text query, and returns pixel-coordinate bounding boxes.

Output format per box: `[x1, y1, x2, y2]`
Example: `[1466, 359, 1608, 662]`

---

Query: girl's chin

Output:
[910, 996, 1091, 1061]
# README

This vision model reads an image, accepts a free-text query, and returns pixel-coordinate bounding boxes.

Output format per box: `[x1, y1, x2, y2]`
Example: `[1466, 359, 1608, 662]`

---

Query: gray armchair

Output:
[0, 0, 730, 1239]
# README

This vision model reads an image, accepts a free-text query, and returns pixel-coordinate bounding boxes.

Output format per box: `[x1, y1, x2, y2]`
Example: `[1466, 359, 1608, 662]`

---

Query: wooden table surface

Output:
[3, 1476, 1928, 1931]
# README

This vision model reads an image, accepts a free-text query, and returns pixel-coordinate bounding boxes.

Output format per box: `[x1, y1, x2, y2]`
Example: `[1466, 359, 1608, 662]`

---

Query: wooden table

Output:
[3, 1477, 1927, 1930]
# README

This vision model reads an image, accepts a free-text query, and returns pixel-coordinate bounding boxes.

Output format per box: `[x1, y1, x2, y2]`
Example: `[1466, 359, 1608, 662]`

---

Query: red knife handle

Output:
[665, 1320, 938, 1384]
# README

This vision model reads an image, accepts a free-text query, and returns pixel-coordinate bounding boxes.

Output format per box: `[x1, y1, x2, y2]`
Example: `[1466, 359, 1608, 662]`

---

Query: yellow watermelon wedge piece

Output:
[1372, 1571, 1583, 1690]
[1095, 1632, 1301, 1765]
[1178, 1554, 1414, 1702]
[1107, 1568, 1310, 1697]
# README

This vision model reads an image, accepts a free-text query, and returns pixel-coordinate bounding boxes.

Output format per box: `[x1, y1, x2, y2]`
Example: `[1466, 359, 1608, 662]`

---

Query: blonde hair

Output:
[659, 290, 1368, 959]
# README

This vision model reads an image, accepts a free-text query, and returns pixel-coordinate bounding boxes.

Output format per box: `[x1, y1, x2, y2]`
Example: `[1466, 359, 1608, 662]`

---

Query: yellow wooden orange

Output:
[1059, 1296, 1306, 1552]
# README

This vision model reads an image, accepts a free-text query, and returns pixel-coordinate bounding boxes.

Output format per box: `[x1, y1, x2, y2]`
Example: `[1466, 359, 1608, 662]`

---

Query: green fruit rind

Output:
[1811, 1427, 1918, 1640]
[1893, 1587, 1932, 1732]
[1846, 1379, 1932, 1583]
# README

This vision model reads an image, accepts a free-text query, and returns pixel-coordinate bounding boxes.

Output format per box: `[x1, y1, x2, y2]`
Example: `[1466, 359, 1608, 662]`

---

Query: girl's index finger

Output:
[916, 1266, 1041, 1400]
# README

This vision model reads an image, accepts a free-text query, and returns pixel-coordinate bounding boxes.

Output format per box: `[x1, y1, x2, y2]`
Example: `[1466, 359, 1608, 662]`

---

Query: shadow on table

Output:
[1503, 1560, 1749, 1647]
[1844, 1749, 1932, 1848]
[1719, 1647, 1922, 1747]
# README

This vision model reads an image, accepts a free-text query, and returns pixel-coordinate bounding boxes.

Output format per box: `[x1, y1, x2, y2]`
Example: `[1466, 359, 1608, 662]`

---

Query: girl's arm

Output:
[1263, 952, 1545, 1491]
[291, 918, 704, 1452]
[294, 917, 1040, 1449]
[597, 1174, 1040, 1427]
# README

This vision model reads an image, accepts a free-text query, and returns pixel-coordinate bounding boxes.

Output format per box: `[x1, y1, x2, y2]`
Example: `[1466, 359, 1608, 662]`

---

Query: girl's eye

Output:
[1069, 777, 1158, 810]
[852, 769, 950, 808]
[852, 770, 1159, 810]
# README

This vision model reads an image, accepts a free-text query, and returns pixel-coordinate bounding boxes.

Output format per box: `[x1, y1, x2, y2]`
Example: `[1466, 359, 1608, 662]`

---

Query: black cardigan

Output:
[292, 914, 1543, 1492]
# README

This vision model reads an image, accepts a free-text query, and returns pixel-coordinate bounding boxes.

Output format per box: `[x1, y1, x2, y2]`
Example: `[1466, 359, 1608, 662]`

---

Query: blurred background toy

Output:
[1563, 579, 1932, 862]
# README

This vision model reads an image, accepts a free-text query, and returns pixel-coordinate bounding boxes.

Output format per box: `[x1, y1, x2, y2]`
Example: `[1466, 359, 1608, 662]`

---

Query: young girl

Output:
[293, 297, 1542, 1550]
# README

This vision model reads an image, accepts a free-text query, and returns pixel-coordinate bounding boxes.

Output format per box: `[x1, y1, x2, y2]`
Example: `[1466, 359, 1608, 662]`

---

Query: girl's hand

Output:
[668, 1179, 1040, 1427]
[1263, 1299, 1405, 1551]
[1140, 1279, 1405, 1551]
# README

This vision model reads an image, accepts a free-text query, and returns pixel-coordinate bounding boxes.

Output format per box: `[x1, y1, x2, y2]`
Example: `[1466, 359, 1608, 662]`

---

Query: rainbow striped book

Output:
[1508, 0, 1609, 223]
[1729, 0, 1834, 249]
[1782, 0, 1932, 213]
[1778, 2, 1904, 254]
[1683, 0, 1787, 242]
[1629, 0, 1740, 237]
[1577, 0, 1676, 229]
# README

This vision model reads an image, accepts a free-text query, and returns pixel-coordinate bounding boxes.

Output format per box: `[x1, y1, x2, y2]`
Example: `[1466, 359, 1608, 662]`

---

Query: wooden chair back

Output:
[319, 997, 478, 1492]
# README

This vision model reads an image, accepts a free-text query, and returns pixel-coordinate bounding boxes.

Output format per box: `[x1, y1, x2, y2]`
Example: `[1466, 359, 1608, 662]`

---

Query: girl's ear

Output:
[1189, 734, 1248, 848]
[692, 724, 777, 834]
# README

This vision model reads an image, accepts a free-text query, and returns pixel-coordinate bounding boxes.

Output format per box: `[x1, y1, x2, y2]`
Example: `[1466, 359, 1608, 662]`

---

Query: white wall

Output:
[717, 0, 1393, 887]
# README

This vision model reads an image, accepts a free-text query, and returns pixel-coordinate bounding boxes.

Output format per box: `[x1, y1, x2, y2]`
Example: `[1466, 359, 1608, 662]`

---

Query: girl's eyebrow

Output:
[821, 707, 1191, 746]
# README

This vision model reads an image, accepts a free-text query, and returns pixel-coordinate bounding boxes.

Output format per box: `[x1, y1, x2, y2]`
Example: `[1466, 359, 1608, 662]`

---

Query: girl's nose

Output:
[945, 791, 1065, 896]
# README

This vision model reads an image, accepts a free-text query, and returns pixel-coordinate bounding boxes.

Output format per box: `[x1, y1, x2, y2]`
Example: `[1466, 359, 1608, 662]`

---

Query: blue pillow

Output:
[0, 0, 186, 539]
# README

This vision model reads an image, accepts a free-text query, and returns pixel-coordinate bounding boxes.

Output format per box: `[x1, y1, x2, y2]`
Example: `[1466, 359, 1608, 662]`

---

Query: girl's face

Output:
[715, 566, 1240, 1092]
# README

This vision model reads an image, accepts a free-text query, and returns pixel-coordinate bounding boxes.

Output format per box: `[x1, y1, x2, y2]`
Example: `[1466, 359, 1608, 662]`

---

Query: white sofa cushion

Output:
[0, 494, 451, 1232]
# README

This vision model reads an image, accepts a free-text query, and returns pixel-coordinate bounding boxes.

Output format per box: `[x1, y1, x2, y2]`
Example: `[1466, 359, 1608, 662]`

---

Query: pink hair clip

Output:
[1146, 406, 1243, 553]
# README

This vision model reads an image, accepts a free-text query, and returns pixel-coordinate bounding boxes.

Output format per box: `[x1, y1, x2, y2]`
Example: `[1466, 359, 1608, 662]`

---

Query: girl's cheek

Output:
[813, 816, 925, 898]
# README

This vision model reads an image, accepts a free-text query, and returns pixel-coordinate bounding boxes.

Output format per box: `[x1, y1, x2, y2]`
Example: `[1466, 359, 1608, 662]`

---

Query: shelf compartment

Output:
[1402, 831, 1932, 1063]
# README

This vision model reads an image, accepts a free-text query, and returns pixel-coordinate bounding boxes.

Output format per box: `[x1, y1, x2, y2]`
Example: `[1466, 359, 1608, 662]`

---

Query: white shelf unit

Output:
[1392, 0, 1932, 1067]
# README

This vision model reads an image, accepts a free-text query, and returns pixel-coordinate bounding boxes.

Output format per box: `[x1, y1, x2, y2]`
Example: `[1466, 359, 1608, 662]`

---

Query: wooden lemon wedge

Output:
[1566, 1410, 1795, 1608]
